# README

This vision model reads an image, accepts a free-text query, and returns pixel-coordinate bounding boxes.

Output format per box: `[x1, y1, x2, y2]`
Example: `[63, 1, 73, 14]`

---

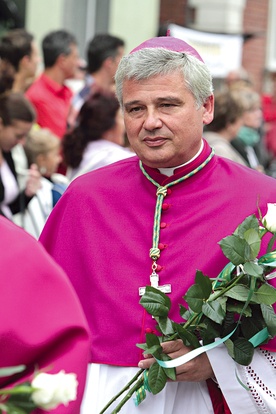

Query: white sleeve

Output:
[207, 343, 276, 413]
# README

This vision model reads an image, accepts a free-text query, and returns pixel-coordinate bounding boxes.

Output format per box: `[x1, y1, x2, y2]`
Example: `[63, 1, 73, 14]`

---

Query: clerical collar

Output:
[158, 140, 204, 177]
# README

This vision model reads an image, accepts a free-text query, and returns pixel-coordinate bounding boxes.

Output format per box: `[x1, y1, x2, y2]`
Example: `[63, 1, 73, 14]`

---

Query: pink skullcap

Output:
[130, 36, 204, 62]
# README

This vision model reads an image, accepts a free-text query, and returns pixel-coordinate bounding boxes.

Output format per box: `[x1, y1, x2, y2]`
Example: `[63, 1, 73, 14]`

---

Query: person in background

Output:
[262, 71, 276, 173]
[204, 89, 248, 166]
[0, 215, 90, 413]
[230, 86, 270, 173]
[0, 28, 41, 182]
[25, 30, 79, 139]
[0, 92, 41, 219]
[13, 127, 68, 238]
[224, 67, 253, 91]
[40, 36, 276, 413]
[0, 28, 40, 94]
[68, 33, 125, 128]
[63, 90, 133, 181]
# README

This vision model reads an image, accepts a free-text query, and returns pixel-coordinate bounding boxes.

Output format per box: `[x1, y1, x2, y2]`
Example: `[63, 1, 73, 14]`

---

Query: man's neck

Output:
[158, 140, 204, 177]
[44, 67, 65, 86]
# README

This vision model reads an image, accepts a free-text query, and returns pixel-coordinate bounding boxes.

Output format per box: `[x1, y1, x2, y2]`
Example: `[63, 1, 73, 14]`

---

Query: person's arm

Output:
[0, 220, 91, 413]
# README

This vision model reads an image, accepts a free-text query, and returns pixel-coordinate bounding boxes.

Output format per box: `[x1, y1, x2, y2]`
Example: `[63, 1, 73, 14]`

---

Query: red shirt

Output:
[26, 73, 73, 138]
[262, 94, 276, 156]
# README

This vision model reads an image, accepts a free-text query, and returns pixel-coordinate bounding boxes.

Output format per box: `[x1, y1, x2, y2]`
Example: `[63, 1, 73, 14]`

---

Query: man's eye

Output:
[161, 103, 175, 108]
[129, 107, 142, 113]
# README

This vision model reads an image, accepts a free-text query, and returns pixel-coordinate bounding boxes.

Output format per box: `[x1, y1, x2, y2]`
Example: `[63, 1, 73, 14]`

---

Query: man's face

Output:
[63, 44, 80, 80]
[122, 70, 214, 168]
[28, 41, 41, 77]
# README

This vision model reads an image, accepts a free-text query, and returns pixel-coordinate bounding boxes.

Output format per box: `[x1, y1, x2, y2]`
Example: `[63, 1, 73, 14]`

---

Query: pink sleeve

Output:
[0, 217, 91, 413]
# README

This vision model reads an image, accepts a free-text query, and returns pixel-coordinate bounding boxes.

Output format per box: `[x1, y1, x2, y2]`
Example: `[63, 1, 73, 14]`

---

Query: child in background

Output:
[13, 127, 68, 237]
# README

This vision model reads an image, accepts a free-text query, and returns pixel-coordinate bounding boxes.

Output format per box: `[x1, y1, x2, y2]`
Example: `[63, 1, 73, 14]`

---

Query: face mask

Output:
[237, 125, 260, 146]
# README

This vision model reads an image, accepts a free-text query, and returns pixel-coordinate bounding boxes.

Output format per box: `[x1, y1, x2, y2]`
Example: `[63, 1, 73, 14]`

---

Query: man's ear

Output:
[203, 95, 214, 126]
[20, 54, 30, 68]
[103, 56, 114, 70]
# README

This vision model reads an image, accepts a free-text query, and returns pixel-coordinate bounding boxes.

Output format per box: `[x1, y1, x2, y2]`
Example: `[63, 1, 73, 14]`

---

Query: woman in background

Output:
[14, 127, 68, 238]
[0, 92, 40, 219]
[204, 89, 247, 166]
[63, 89, 134, 181]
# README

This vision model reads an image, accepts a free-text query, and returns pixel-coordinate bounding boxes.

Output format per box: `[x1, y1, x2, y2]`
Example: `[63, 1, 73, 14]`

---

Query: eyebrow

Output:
[124, 96, 183, 108]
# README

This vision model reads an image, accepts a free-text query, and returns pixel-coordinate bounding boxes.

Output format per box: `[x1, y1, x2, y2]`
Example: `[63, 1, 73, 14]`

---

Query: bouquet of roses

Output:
[0, 366, 78, 413]
[100, 203, 276, 414]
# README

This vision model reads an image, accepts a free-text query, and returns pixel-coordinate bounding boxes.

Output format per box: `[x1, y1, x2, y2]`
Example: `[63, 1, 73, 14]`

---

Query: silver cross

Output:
[139, 270, 171, 296]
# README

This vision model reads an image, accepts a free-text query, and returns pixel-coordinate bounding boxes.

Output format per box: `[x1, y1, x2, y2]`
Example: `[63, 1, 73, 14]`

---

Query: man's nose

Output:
[143, 110, 162, 131]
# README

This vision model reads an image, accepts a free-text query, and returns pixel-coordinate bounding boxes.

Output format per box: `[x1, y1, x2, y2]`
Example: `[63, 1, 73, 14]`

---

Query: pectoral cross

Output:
[139, 268, 171, 296]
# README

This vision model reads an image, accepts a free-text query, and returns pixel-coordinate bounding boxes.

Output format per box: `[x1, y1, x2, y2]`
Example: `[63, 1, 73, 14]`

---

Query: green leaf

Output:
[243, 262, 263, 277]
[234, 215, 259, 237]
[219, 235, 248, 265]
[253, 283, 276, 305]
[155, 316, 174, 335]
[224, 285, 251, 302]
[184, 284, 205, 313]
[0, 366, 26, 378]
[148, 362, 167, 395]
[179, 305, 192, 321]
[140, 286, 171, 317]
[136, 342, 148, 351]
[156, 354, 176, 381]
[261, 304, 276, 337]
[226, 302, 252, 317]
[240, 316, 265, 340]
[198, 318, 221, 344]
[202, 300, 225, 325]
[243, 229, 261, 259]
[142, 344, 161, 355]
[6, 404, 31, 414]
[173, 323, 201, 348]
[164, 367, 176, 381]
[195, 271, 212, 299]
[145, 333, 162, 350]
[233, 338, 254, 365]
[224, 338, 235, 359]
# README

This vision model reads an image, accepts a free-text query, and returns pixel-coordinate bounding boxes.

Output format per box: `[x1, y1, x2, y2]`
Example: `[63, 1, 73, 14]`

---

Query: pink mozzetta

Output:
[130, 36, 204, 62]
[40, 140, 276, 367]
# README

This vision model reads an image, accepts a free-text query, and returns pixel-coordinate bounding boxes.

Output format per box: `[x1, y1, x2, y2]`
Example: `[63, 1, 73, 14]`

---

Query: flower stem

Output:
[98, 368, 144, 414]
[110, 376, 145, 413]
[267, 234, 276, 253]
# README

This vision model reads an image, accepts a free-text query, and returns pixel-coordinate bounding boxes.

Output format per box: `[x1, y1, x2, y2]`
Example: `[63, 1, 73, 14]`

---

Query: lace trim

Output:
[243, 350, 276, 414]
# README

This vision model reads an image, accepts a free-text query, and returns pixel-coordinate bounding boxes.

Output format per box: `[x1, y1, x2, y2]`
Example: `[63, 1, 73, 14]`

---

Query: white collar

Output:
[158, 140, 204, 177]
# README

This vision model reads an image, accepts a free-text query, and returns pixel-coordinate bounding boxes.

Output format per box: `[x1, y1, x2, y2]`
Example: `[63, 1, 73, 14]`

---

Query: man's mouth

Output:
[143, 137, 167, 147]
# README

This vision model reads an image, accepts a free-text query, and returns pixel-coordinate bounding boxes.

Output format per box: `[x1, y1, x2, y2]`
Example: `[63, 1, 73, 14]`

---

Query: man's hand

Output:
[138, 339, 214, 382]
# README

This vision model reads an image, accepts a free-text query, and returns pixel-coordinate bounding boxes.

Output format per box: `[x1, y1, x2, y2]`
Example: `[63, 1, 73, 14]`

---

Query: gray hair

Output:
[115, 48, 213, 109]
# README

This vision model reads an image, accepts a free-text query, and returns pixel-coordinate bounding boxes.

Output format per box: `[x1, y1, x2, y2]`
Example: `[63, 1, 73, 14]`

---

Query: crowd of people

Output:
[0, 25, 276, 414]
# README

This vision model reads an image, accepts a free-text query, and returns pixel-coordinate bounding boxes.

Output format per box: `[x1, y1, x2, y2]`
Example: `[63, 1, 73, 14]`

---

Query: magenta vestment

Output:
[0, 216, 90, 413]
[40, 140, 276, 368]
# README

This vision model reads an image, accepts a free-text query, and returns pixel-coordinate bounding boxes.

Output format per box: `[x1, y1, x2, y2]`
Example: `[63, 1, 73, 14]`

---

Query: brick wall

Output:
[242, 0, 269, 92]
[159, 0, 269, 93]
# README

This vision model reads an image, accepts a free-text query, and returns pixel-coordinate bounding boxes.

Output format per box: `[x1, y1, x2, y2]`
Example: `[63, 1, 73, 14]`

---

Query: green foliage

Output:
[138, 212, 276, 396]
[100, 211, 276, 413]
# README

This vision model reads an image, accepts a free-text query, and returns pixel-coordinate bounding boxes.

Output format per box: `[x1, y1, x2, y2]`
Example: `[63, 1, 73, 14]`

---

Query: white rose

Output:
[31, 371, 78, 410]
[262, 203, 276, 233]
